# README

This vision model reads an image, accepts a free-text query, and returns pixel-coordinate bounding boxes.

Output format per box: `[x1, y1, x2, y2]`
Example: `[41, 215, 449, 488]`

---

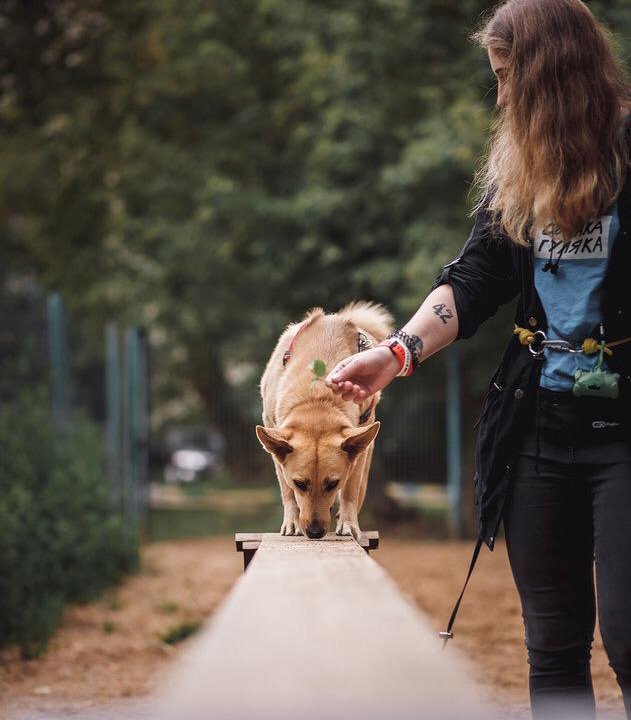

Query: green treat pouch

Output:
[573, 369, 620, 399]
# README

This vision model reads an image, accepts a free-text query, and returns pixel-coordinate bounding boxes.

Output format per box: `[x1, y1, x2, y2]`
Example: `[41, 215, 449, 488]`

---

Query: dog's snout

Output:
[305, 521, 326, 539]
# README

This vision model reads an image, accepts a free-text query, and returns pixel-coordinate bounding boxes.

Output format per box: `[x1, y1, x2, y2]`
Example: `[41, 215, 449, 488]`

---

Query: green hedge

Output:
[0, 389, 139, 657]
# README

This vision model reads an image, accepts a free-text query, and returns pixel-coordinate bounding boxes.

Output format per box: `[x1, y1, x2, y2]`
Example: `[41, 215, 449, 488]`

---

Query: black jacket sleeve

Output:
[431, 203, 520, 340]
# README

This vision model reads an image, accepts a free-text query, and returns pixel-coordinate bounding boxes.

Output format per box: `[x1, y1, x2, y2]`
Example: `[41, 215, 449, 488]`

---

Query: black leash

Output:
[439, 536, 484, 650]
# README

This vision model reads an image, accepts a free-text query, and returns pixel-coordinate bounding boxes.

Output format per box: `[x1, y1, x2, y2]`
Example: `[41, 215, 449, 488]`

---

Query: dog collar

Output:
[283, 325, 374, 368]
[358, 398, 375, 425]
[281, 321, 376, 424]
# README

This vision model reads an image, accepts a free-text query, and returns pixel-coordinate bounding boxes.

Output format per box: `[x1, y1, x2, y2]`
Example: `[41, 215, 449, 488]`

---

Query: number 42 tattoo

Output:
[432, 303, 454, 325]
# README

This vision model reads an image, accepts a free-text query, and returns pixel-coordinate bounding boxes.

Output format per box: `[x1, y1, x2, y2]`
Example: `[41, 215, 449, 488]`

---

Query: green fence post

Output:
[137, 328, 150, 529]
[105, 323, 122, 510]
[446, 344, 464, 537]
[123, 325, 151, 529]
[123, 326, 139, 524]
[47, 293, 68, 430]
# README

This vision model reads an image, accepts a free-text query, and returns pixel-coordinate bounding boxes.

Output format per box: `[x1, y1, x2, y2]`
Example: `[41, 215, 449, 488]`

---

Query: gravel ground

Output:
[1, 535, 626, 720]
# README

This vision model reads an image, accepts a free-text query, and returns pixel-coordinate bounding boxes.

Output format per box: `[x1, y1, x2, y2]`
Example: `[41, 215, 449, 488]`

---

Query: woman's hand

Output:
[325, 285, 458, 404]
[325, 347, 400, 403]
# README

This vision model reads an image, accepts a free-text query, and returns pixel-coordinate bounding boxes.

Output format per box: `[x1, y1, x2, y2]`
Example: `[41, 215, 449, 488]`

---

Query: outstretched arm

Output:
[326, 199, 520, 403]
[398, 283, 458, 361]
[325, 284, 458, 403]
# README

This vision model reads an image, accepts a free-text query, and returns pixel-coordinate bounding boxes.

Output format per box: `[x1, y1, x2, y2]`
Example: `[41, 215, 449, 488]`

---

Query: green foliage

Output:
[0, 389, 139, 657]
[310, 360, 327, 379]
[159, 620, 201, 645]
[102, 620, 117, 634]
[1, 1, 630, 482]
[157, 600, 180, 615]
[309, 359, 328, 387]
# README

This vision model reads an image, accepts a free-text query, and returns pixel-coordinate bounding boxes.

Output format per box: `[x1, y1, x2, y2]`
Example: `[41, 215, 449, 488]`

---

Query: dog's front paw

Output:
[280, 516, 303, 536]
[335, 518, 361, 541]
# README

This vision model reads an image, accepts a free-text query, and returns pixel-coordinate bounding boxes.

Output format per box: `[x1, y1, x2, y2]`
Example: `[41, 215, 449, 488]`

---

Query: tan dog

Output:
[256, 302, 393, 540]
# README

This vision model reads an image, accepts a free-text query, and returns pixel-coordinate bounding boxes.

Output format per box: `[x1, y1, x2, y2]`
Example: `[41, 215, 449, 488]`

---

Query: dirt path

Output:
[378, 539, 625, 718]
[0, 538, 241, 719]
[1, 536, 625, 719]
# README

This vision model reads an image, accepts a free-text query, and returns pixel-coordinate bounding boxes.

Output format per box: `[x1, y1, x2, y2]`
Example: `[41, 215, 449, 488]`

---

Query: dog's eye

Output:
[293, 479, 308, 491]
[324, 478, 339, 492]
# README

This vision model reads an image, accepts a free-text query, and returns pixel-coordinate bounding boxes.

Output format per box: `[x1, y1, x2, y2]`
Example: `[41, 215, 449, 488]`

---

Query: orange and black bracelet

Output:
[378, 330, 423, 377]
[391, 330, 423, 371]
[377, 337, 414, 377]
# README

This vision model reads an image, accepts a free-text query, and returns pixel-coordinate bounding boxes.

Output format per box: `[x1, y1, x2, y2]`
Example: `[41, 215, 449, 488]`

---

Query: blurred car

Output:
[161, 426, 225, 484]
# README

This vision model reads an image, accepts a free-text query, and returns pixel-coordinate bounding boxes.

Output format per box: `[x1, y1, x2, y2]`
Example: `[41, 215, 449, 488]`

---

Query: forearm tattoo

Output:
[432, 303, 454, 325]
[411, 336, 423, 368]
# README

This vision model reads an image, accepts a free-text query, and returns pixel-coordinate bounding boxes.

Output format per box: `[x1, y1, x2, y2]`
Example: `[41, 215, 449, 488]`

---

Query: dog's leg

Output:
[357, 443, 374, 513]
[273, 457, 302, 536]
[336, 450, 370, 541]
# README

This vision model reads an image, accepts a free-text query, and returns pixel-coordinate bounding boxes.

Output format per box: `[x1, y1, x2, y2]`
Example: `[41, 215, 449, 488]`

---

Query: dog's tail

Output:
[337, 301, 394, 342]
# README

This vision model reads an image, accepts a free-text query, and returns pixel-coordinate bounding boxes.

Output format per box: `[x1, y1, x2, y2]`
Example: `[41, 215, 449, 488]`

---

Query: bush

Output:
[0, 389, 139, 658]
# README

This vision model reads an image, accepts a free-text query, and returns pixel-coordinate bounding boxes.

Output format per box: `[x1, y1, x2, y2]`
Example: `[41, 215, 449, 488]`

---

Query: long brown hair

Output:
[473, 0, 631, 245]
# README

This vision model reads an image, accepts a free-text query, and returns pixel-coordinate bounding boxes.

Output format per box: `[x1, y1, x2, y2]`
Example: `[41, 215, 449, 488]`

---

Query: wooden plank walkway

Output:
[159, 533, 488, 720]
[235, 530, 380, 569]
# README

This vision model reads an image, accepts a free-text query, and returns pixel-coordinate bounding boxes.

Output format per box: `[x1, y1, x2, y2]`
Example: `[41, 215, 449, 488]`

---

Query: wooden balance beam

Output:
[235, 530, 380, 570]
[159, 532, 488, 720]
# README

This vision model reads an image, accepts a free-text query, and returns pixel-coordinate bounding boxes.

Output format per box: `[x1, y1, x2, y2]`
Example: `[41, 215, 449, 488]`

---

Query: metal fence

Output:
[105, 323, 150, 527]
[2, 275, 150, 531]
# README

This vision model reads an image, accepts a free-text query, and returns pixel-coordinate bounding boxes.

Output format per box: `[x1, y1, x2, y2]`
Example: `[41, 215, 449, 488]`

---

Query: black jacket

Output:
[433, 173, 631, 551]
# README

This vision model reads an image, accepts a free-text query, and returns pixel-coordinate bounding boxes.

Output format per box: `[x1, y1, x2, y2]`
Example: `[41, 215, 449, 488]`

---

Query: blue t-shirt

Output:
[533, 203, 620, 391]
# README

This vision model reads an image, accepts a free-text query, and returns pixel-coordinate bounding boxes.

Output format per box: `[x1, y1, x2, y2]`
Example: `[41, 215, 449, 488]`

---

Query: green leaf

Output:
[309, 359, 327, 379]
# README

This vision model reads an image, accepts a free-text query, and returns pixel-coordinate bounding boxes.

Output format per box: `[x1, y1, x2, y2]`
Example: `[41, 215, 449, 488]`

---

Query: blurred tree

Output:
[1, 0, 629, 483]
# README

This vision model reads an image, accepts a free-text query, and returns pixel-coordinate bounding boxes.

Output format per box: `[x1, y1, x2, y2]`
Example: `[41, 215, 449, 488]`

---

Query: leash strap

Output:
[439, 536, 484, 650]
[607, 335, 631, 350]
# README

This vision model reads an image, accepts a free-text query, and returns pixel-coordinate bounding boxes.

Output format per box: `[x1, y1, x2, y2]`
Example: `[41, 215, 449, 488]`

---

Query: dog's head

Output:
[255, 419, 379, 539]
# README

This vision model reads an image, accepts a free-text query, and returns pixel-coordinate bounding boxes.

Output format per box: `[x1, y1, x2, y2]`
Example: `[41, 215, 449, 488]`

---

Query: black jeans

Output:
[503, 391, 631, 720]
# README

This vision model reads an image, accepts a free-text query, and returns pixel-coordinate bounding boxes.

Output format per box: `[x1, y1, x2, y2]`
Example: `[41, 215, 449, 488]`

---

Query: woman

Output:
[325, 1, 631, 718]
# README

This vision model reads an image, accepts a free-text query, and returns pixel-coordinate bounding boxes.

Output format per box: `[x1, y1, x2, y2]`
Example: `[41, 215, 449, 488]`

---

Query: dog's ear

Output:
[341, 421, 380, 459]
[255, 426, 294, 462]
